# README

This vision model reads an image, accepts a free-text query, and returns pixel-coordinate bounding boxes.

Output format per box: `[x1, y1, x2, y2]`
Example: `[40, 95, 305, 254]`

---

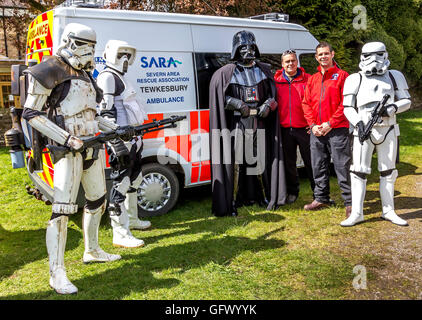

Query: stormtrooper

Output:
[22, 23, 121, 295]
[97, 40, 151, 248]
[209, 30, 286, 217]
[341, 42, 411, 227]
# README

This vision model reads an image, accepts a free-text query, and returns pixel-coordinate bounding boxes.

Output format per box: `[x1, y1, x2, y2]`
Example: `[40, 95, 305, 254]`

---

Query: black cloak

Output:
[209, 61, 287, 216]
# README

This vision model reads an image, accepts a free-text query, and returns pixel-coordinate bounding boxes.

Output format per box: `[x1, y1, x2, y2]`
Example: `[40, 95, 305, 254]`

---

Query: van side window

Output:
[258, 54, 282, 73]
[299, 53, 319, 74]
[195, 53, 230, 109]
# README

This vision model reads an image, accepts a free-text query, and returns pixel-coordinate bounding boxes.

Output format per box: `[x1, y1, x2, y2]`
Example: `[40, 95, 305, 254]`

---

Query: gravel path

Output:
[336, 169, 422, 299]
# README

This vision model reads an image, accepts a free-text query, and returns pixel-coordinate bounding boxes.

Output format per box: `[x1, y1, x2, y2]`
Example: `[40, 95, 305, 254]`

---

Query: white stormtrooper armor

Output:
[97, 40, 150, 249]
[341, 42, 411, 227]
[22, 24, 121, 295]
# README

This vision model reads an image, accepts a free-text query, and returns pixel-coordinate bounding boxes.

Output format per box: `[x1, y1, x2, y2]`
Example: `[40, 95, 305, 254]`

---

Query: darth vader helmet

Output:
[231, 30, 260, 63]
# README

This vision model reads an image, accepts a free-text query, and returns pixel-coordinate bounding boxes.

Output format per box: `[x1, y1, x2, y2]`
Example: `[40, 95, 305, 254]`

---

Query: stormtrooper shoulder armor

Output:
[389, 70, 411, 100]
[343, 73, 362, 96]
[24, 56, 88, 90]
[27, 73, 51, 96]
[389, 70, 409, 91]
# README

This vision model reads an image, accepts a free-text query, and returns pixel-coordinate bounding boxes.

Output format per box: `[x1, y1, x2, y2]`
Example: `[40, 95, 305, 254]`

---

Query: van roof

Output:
[54, 7, 309, 32]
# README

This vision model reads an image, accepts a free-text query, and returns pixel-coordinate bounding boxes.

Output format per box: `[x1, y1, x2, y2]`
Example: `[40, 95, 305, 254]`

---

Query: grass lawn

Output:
[0, 109, 421, 300]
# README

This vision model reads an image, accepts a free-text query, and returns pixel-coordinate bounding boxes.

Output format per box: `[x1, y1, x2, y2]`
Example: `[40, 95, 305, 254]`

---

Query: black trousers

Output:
[310, 127, 351, 206]
[281, 127, 315, 197]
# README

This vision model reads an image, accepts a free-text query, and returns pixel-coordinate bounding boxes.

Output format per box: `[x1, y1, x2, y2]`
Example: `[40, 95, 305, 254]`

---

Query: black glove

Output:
[356, 121, 365, 141]
[108, 138, 130, 168]
[116, 125, 135, 142]
[258, 103, 270, 118]
[381, 104, 398, 117]
[238, 103, 250, 117]
[225, 96, 250, 117]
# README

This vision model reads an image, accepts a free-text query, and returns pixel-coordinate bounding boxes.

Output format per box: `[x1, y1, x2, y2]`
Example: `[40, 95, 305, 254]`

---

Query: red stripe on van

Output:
[200, 110, 210, 133]
[199, 160, 211, 182]
[191, 162, 200, 183]
[143, 114, 164, 140]
[190, 111, 199, 133]
[164, 134, 191, 163]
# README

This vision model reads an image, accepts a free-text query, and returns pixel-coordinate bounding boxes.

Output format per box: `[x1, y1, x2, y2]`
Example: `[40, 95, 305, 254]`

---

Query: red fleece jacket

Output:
[302, 64, 350, 128]
[274, 67, 310, 128]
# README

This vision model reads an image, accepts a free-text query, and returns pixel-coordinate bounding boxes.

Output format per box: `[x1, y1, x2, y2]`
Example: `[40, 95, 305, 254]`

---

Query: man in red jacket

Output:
[302, 42, 352, 216]
[275, 50, 315, 204]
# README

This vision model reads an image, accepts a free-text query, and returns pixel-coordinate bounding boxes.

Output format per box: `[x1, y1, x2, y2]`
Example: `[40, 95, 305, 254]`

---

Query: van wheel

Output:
[137, 163, 180, 217]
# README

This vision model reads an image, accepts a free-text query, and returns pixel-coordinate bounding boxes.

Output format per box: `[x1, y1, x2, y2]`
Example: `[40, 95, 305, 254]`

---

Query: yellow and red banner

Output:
[26, 10, 54, 64]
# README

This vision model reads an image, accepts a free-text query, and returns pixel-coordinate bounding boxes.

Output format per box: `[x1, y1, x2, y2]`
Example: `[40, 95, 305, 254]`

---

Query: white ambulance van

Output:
[14, 3, 319, 216]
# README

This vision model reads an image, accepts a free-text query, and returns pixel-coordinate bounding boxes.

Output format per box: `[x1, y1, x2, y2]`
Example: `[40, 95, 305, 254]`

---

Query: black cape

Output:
[209, 62, 287, 216]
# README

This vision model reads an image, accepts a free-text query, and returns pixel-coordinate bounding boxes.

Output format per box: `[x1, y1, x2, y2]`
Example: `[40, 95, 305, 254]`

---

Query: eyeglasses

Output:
[282, 49, 296, 56]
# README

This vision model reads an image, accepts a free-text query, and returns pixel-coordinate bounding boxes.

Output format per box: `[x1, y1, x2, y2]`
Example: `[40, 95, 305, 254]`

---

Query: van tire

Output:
[137, 163, 180, 217]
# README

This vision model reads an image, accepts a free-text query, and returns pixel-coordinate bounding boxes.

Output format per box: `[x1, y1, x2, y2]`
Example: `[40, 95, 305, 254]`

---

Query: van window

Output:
[299, 53, 319, 74]
[194, 53, 230, 109]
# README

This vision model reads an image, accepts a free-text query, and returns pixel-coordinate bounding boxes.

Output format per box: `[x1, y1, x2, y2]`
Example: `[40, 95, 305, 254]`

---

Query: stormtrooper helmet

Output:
[231, 30, 260, 63]
[57, 23, 97, 71]
[103, 40, 136, 74]
[359, 42, 390, 76]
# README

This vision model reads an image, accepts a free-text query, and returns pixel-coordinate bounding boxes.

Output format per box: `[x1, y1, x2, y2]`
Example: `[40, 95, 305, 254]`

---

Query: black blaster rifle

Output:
[47, 115, 186, 164]
[359, 94, 390, 144]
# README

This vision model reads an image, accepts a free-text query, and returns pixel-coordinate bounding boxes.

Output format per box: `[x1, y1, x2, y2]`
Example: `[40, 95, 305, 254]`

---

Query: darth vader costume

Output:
[209, 30, 287, 217]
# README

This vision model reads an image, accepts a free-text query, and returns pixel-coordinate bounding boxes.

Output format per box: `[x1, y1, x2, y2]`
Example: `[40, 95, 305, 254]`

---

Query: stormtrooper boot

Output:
[46, 216, 78, 294]
[341, 173, 366, 227]
[83, 206, 122, 263]
[111, 203, 145, 248]
[125, 191, 151, 230]
[380, 170, 408, 226]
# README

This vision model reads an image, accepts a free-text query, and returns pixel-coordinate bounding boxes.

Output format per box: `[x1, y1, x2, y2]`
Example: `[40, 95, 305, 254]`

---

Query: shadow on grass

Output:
[0, 224, 80, 281]
[143, 208, 286, 246]
[1, 181, 287, 299]
[3, 232, 286, 299]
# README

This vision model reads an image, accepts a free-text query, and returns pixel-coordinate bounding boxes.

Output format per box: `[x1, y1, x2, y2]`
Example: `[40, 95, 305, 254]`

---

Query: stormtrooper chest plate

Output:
[58, 79, 99, 137]
[356, 73, 395, 108]
[59, 79, 97, 117]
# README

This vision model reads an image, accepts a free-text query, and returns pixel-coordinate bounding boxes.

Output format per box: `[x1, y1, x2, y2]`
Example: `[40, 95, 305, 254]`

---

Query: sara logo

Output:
[140, 56, 182, 68]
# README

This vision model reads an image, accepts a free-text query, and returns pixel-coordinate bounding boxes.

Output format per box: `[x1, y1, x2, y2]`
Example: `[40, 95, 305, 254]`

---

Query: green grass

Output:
[0, 109, 421, 300]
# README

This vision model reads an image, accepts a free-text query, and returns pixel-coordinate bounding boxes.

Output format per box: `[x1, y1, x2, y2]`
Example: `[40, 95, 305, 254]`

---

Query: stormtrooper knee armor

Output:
[97, 40, 151, 248]
[342, 41, 411, 227]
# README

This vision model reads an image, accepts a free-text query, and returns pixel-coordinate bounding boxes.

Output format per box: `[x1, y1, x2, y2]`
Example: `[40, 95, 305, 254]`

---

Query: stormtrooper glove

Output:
[107, 138, 130, 168]
[65, 135, 84, 152]
[116, 125, 136, 142]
